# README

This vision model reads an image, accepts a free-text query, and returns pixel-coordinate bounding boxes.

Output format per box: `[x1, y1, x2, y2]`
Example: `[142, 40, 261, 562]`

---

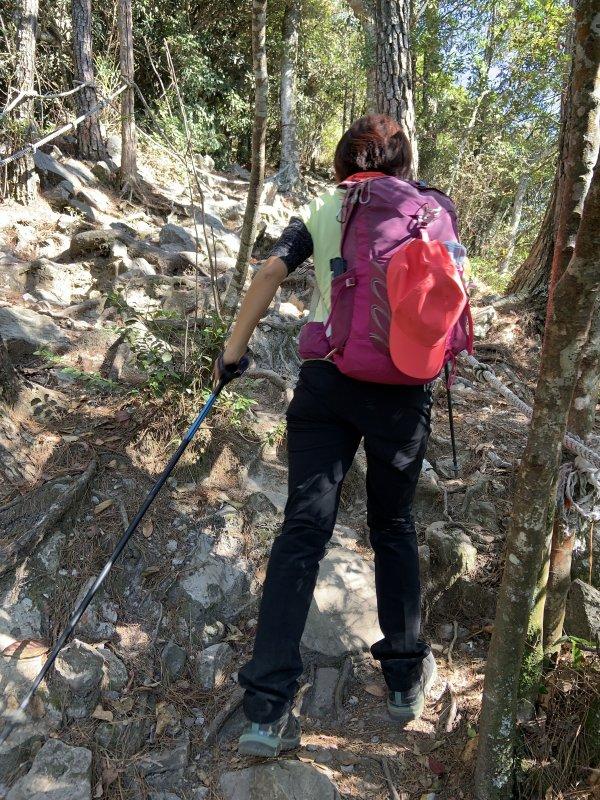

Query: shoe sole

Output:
[387, 658, 438, 722]
[238, 727, 301, 758]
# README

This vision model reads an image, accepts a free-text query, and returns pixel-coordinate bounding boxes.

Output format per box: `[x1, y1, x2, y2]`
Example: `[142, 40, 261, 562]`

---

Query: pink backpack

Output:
[298, 173, 473, 384]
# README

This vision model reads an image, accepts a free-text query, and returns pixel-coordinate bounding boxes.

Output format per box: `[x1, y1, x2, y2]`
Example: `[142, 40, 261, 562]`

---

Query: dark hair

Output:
[334, 114, 412, 182]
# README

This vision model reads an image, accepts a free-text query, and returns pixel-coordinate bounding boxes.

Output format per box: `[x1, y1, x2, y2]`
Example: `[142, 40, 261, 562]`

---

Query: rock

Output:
[426, 522, 477, 590]
[106, 134, 122, 161]
[466, 499, 500, 532]
[149, 793, 182, 800]
[159, 223, 196, 250]
[6, 738, 92, 800]
[0, 724, 44, 778]
[68, 228, 116, 257]
[26, 258, 93, 307]
[95, 717, 146, 756]
[68, 197, 102, 224]
[170, 537, 250, 627]
[71, 578, 117, 642]
[303, 667, 339, 718]
[199, 620, 226, 647]
[161, 641, 188, 681]
[220, 760, 340, 800]
[472, 305, 497, 338]
[565, 580, 600, 642]
[302, 548, 382, 658]
[189, 789, 209, 800]
[97, 646, 128, 692]
[137, 735, 190, 777]
[33, 150, 85, 193]
[90, 161, 113, 182]
[53, 640, 104, 719]
[455, 578, 497, 621]
[195, 643, 234, 690]
[0, 305, 69, 357]
[413, 461, 445, 524]
[75, 186, 111, 213]
[279, 301, 301, 319]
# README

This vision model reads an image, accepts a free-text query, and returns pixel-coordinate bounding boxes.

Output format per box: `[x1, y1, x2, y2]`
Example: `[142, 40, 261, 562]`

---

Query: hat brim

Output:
[389, 331, 448, 381]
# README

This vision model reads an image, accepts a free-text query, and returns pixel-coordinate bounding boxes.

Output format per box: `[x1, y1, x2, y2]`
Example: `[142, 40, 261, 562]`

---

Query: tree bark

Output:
[498, 173, 529, 274]
[506, 8, 587, 314]
[474, 148, 600, 800]
[373, 0, 418, 176]
[539, 0, 600, 652]
[118, 0, 137, 185]
[222, 0, 269, 317]
[346, 0, 376, 113]
[71, 0, 107, 161]
[278, 0, 300, 193]
[6, 0, 39, 204]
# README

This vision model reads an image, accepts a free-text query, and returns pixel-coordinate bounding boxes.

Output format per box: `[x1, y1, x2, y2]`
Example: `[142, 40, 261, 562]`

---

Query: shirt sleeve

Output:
[267, 216, 314, 274]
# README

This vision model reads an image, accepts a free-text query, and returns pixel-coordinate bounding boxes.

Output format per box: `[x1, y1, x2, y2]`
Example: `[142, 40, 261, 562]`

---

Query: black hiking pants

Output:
[239, 360, 432, 723]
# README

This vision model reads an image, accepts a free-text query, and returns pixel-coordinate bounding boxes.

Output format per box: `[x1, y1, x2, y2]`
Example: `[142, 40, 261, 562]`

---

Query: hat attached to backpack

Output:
[387, 239, 468, 381]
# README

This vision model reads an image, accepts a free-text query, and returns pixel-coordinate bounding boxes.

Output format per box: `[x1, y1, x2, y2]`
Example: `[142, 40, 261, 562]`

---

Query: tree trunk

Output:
[71, 0, 107, 161]
[278, 0, 300, 193]
[538, 0, 600, 653]
[474, 148, 600, 800]
[498, 173, 529, 274]
[373, 0, 418, 176]
[222, 0, 269, 317]
[6, 0, 39, 204]
[118, 0, 137, 185]
[506, 13, 579, 312]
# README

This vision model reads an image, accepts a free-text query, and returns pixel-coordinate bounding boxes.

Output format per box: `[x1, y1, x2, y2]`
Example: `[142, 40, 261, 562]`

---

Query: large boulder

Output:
[302, 547, 382, 658]
[6, 738, 92, 800]
[0, 305, 69, 357]
[565, 580, 600, 642]
[220, 760, 340, 800]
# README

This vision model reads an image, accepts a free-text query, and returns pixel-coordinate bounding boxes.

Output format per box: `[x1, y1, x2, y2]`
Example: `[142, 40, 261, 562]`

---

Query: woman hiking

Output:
[214, 114, 471, 758]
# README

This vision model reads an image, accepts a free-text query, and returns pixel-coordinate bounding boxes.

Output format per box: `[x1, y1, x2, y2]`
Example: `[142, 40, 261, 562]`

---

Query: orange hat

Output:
[387, 239, 467, 380]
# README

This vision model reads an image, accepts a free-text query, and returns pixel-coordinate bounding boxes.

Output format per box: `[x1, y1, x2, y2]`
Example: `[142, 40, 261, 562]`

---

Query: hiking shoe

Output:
[387, 652, 438, 722]
[238, 710, 302, 757]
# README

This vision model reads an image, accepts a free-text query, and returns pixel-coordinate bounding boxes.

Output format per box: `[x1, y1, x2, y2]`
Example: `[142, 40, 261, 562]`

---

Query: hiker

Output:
[214, 114, 472, 757]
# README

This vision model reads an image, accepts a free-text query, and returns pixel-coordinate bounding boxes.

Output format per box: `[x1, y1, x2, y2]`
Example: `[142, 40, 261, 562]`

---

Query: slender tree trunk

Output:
[474, 149, 600, 800]
[71, 0, 107, 160]
[498, 173, 529, 274]
[278, 0, 300, 193]
[538, 0, 600, 652]
[506, 13, 577, 310]
[222, 0, 268, 317]
[373, 0, 418, 175]
[118, 0, 137, 185]
[6, 0, 39, 204]
[543, 302, 600, 648]
[418, 0, 440, 177]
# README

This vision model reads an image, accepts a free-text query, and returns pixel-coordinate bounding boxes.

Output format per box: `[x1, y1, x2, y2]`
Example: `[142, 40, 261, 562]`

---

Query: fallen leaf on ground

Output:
[2, 639, 50, 659]
[462, 735, 479, 763]
[363, 683, 387, 698]
[92, 705, 114, 722]
[142, 519, 153, 538]
[428, 755, 446, 776]
[155, 701, 179, 736]
[94, 499, 113, 515]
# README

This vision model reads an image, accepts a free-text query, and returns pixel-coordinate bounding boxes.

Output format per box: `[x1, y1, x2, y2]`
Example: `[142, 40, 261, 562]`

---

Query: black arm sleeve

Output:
[267, 216, 314, 274]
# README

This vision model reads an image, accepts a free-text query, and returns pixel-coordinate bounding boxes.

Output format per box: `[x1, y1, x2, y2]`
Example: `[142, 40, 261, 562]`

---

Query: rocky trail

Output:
[1, 138, 598, 800]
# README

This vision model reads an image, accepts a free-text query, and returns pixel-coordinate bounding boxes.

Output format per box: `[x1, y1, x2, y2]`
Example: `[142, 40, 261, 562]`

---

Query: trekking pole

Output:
[444, 362, 459, 478]
[0, 358, 248, 747]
